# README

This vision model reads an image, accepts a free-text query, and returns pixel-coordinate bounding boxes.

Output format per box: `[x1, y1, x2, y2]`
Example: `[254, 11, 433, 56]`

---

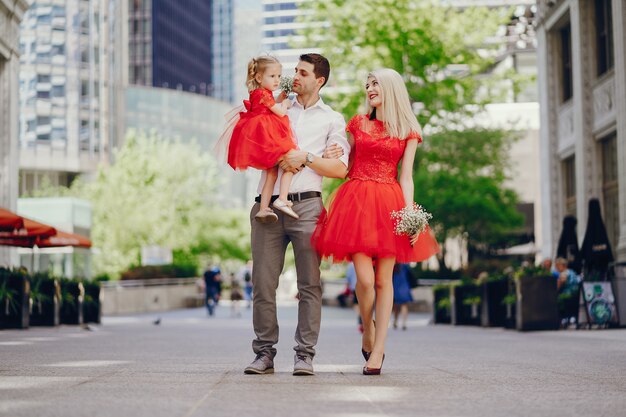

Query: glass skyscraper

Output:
[18, 0, 109, 195]
[128, 0, 234, 103]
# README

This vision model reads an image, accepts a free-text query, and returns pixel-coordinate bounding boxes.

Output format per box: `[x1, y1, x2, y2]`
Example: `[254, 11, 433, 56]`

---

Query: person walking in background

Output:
[217, 55, 299, 221]
[244, 53, 350, 376]
[392, 263, 414, 331]
[312, 68, 439, 375]
[204, 265, 222, 317]
[229, 273, 244, 318]
[242, 260, 253, 309]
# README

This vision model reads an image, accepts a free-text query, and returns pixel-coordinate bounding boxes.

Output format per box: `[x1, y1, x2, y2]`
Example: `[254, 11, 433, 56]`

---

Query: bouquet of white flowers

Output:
[280, 75, 294, 95]
[390, 203, 432, 246]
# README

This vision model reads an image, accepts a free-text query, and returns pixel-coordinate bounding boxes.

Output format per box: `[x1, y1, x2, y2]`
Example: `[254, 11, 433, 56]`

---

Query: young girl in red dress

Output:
[218, 55, 299, 222]
[312, 68, 439, 375]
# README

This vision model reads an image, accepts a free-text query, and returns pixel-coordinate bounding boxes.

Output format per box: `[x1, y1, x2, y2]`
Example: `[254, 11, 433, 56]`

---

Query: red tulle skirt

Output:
[227, 112, 296, 170]
[312, 179, 440, 263]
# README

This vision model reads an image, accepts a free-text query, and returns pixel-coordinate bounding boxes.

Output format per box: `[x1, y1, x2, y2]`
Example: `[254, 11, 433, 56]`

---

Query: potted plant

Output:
[480, 272, 511, 327]
[29, 272, 61, 327]
[60, 278, 84, 325]
[432, 284, 452, 324]
[515, 265, 559, 331]
[502, 293, 517, 329]
[451, 279, 481, 326]
[82, 281, 102, 324]
[0, 268, 30, 329]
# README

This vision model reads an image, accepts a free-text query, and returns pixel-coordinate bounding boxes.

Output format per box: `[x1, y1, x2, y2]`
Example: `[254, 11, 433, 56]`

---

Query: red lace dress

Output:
[312, 114, 439, 263]
[224, 88, 296, 170]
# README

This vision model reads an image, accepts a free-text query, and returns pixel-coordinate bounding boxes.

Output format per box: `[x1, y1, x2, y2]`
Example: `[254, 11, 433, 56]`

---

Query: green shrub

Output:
[120, 264, 198, 280]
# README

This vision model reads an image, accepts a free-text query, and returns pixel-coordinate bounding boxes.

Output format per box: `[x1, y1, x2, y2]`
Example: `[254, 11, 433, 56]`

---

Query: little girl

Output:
[218, 55, 299, 222]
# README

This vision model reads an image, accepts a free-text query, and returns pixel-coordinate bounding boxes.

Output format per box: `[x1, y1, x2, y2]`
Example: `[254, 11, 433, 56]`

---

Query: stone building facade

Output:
[536, 0, 626, 262]
[0, 0, 30, 266]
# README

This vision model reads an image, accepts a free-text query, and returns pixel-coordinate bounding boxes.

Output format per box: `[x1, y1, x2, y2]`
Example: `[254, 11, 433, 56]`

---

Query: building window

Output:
[595, 0, 614, 76]
[601, 133, 619, 250]
[560, 24, 573, 102]
[563, 155, 576, 216]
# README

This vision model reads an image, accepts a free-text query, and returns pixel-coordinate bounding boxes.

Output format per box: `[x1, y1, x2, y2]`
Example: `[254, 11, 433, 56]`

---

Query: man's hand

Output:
[279, 150, 307, 173]
[322, 143, 344, 159]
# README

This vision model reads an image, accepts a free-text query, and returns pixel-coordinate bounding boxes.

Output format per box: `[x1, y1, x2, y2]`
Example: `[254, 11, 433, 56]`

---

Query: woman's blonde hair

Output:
[365, 68, 422, 139]
[246, 55, 281, 92]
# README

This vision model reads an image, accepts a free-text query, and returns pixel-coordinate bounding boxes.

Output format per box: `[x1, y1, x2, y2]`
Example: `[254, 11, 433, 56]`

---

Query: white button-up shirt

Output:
[257, 96, 350, 194]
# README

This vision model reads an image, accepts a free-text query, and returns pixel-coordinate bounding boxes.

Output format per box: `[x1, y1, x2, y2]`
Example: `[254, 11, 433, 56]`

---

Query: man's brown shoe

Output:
[244, 354, 274, 374]
[293, 354, 314, 376]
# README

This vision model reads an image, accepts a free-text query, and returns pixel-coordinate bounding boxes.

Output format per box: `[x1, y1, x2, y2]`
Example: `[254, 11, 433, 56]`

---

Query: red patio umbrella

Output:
[0, 207, 24, 232]
[37, 230, 92, 248]
[0, 215, 57, 247]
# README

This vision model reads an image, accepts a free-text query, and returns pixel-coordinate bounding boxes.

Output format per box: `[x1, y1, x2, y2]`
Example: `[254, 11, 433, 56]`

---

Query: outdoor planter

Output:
[515, 268, 559, 331]
[480, 276, 511, 327]
[82, 281, 102, 324]
[432, 285, 451, 324]
[451, 283, 481, 326]
[60, 279, 84, 325]
[29, 275, 61, 327]
[503, 293, 517, 329]
[0, 268, 30, 329]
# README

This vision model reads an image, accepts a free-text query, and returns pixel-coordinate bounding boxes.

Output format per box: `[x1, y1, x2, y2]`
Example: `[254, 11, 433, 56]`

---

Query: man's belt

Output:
[254, 191, 322, 203]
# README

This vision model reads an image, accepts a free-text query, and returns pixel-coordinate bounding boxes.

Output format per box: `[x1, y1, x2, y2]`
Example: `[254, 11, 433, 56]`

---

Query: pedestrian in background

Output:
[392, 263, 414, 331]
[242, 260, 253, 309]
[204, 265, 222, 316]
[229, 272, 244, 318]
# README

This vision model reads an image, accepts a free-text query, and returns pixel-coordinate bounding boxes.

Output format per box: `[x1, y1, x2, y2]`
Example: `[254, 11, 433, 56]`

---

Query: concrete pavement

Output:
[1, 303, 626, 417]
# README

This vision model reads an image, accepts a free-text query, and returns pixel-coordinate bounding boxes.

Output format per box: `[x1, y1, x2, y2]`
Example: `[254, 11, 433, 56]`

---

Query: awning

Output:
[0, 207, 91, 248]
[37, 230, 92, 248]
[0, 207, 25, 232]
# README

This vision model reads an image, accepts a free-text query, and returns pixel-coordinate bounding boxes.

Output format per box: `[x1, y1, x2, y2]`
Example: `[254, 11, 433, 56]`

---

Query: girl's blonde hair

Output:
[365, 68, 422, 139]
[246, 55, 281, 92]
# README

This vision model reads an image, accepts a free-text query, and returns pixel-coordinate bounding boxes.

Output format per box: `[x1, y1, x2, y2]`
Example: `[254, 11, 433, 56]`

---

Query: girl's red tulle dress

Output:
[221, 88, 296, 170]
[312, 114, 439, 263]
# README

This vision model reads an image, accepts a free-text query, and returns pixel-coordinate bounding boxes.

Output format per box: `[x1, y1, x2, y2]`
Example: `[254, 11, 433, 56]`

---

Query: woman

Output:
[392, 263, 414, 331]
[312, 68, 439, 375]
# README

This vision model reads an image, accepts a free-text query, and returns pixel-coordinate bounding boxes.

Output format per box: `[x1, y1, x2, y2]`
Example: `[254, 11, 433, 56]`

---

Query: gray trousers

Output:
[250, 197, 323, 360]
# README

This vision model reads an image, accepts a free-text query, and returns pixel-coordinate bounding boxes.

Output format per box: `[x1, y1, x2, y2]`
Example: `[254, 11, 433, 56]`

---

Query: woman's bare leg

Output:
[367, 257, 395, 369]
[353, 253, 376, 355]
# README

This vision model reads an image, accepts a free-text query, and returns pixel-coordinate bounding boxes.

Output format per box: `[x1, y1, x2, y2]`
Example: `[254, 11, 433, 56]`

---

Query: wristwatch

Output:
[305, 152, 315, 165]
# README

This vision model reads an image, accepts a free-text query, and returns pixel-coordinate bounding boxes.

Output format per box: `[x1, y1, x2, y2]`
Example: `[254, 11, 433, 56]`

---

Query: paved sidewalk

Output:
[1, 303, 626, 417]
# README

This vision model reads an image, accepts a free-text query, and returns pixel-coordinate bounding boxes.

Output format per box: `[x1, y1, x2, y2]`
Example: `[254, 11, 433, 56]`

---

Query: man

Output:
[244, 53, 350, 376]
[203, 265, 222, 316]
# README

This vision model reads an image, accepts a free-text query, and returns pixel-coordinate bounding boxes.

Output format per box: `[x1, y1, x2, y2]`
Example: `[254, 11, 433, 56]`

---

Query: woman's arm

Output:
[399, 139, 419, 207]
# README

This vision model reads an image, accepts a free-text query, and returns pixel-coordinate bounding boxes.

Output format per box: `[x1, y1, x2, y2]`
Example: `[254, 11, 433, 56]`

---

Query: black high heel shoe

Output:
[362, 354, 385, 376]
[361, 349, 371, 361]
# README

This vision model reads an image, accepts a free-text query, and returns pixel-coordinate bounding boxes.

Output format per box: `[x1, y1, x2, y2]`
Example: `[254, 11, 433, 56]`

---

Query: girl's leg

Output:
[272, 170, 299, 219]
[353, 253, 376, 354]
[278, 171, 294, 204]
[260, 167, 278, 211]
[367, 257, 395, 369]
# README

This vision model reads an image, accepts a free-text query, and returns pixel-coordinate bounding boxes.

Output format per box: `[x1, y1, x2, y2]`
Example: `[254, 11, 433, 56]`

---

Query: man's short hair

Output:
[299, 53, 330, 88]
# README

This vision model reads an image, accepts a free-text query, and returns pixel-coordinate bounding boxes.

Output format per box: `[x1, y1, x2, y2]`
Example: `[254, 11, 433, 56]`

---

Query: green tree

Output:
[413, 128, 523, 270]
[33, 131, 251, 278]
[300, 0, 511, 125]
